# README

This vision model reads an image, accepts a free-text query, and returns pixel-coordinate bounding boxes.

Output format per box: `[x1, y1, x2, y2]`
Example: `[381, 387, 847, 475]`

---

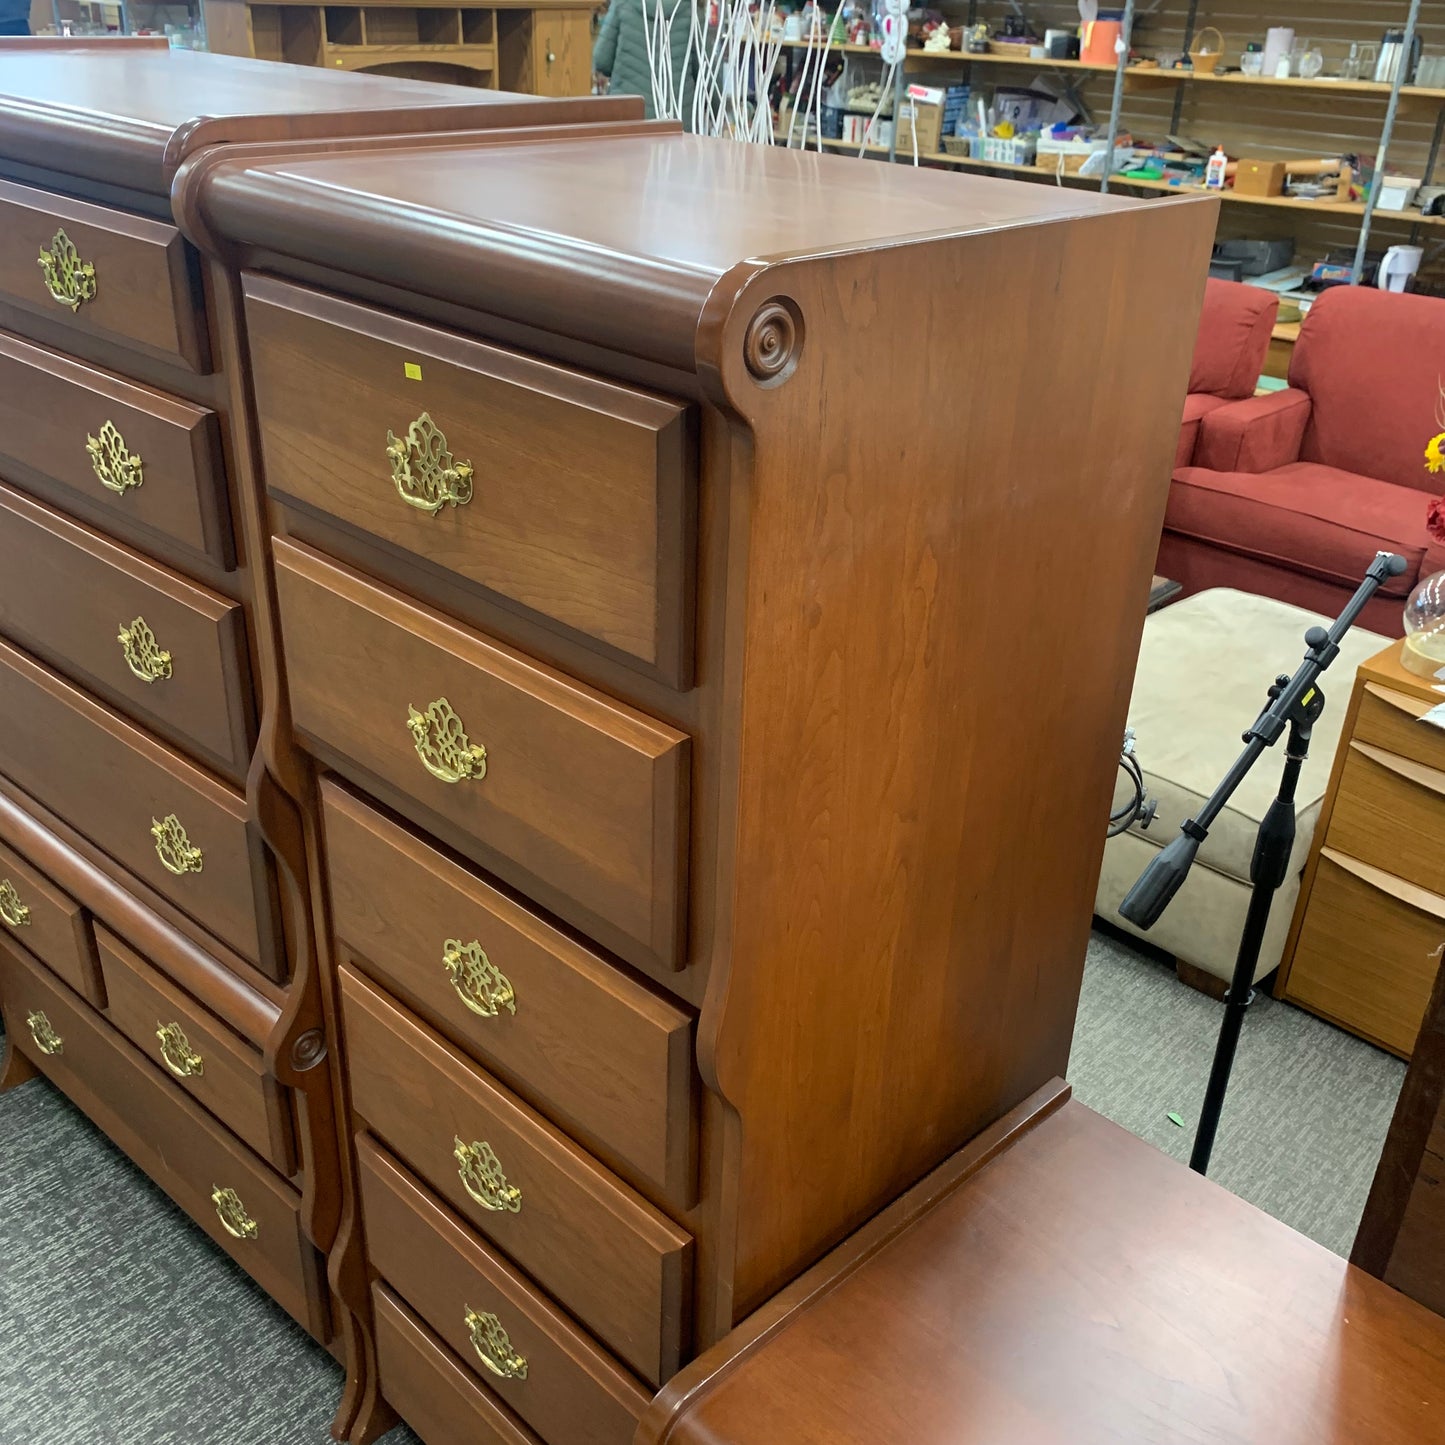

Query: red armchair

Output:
[1161, 286, 1445, 635]
[1176, 278, 1279, 469]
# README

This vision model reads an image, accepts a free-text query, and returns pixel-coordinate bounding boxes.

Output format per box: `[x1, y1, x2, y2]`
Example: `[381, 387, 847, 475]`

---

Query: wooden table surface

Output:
[642, 1086, 1445, 1445]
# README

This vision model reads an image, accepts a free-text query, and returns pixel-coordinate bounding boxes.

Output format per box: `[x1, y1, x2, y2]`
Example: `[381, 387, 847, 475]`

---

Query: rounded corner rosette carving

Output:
[743, 297, 804, 385]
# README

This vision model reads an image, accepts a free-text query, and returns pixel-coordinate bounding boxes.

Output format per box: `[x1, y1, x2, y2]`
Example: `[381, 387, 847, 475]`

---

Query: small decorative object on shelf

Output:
[1403, 413, 1445, 677]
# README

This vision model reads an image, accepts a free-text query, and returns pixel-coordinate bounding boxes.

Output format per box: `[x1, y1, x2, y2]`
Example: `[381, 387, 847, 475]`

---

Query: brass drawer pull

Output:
[86, 420, 144, 495]
[38, 228, 97, 312]
[454, 1136, 522, 1214]
[407, 697, 487, 784]
[443, 939, 516, 1019]
[151, 814, 203, 876]
[211, 1185, 258, 1240]
[465, 1307, 528, 1381]
[156, 1020, 204, 1079]
[118, 616, 173, 683]
[26, 1010, 62, 1056]
[0, 878, 30, 928]
[386, 412, 474, 515]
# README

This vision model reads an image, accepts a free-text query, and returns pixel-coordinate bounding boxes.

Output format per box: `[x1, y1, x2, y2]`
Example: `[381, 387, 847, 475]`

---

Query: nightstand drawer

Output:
[359, 1138, 650, 1445]
[0, 179, 208, 372]
[0, 637, 278, 977]
[245, 275, 693, 683]
[0, 836, 102, 1005]
[0, 484, 251, 780]
[1284, 850, 1443, 1057]
[374, 1287, 542, 1445]
[340, 964, 690, 1387]
[276, 539, 689, 975]
[1329, 742, 1445, 899]
[0, 331, 229, 571]
[1354, 682, 1445, 777]
[321, 778, 694, 1207]
[0, 937, 323, 1337]
[96, 926, 294, 1174]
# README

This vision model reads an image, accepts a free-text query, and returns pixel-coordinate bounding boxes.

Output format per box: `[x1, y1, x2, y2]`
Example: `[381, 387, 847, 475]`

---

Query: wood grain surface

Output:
[339, 964, 691, 1385]
[0, 177, 208, 371]
[275, 539, 690, 974]
[0, 482, 252, 779]
[320, 778, 695, 1208]
[0, 635, 277, 976]
[95, 924, 294, 1173]
[0, 935, 325, 1337]
[358, 1137, 649, 1445]
[0, 834, 102, 1005]
[1328, 742, 1445, 899]
[245, 275, 694, 683]
[0, 328, 230, 570]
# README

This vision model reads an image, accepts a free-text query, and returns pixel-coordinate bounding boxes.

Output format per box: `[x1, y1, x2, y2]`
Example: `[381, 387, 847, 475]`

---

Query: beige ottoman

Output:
[1096, 588, 1391, 987]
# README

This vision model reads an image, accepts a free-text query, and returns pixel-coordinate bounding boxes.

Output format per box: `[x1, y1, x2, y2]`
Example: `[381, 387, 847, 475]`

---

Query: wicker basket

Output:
[942, 135, 972, 157]
[987, 39, 1035, 58]
[1189, 26, 1224, 74]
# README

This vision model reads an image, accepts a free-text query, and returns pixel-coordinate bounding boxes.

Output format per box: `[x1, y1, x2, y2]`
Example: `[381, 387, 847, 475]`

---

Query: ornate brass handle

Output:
[38, 228, 97, 312]
[151, 815, 203, 876]
[0, 878, 30, 928]
[118, 616, 172, 683]
[26, 1010, 62, 1056]
[443, 939, 515, 1020]
[386, 412, 474, 515]
[465, 1307, 529, 1381]
[157, 1020, 204, 1079]
[86, 420, 144, 495]
[211, 1186, 258, 1240]
[454, 1136, 522, 1214]
[407, 697, 487, 784]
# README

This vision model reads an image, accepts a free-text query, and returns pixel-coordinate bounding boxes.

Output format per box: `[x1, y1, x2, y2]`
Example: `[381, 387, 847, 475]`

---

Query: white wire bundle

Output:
[783, 1, 846, 151]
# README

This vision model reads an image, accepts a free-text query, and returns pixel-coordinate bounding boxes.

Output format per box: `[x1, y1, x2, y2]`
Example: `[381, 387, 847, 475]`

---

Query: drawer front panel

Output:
[95, 926, 294, 1174]
[1329, 742, 1445, 900]
[0, 331, 229, 570]
[277, 540, 689, 974]
[1354, 683, 1445, 777]
[0, 484, 251, 778]
[0, 179, 208, 372]
[374, 1286, 542, 1445]
[246, 276, 693, 682]
[1285, 851, 1443, 1057]
[340, 965, 690, 1386]
[0, 835, 102, 1004]
[359, 1138, 650, 1445]
[322, 779, 694, 1204]
[0, 637, 275, 975]
[0, 938, 322, 1335]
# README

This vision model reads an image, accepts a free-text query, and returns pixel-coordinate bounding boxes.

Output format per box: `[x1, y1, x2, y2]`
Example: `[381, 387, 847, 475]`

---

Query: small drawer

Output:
[1354, 682, 1445, 778]
[360, 1138, 650, 1445]
[1328, 742, 1445, 899]
[1285, 850, 1443, 1057]
[277, 539, 689, 975]
[322, 778, 694, 1206]
[0, 636, 280, 978]
[0, 179, 208, 372]
[0, 331, 230, 572]
[246, 275, 693, 684]
[340, 964, 690, 1386]
[95, 926, 294, 1174]
[374, 1286, 542, 1445]
[0, 937, 324, 1337]
[0, 836, 102, 1005]
[0, 484, 252, 780]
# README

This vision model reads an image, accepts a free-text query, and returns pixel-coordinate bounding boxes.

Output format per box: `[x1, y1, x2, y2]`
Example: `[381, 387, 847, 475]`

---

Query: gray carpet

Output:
[0, 935, 1408, 1441]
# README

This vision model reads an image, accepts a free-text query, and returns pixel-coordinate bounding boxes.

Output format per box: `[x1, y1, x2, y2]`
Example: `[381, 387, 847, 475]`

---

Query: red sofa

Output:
[1160, 286, 1445, 635]
[1177, 278, 1279, 469]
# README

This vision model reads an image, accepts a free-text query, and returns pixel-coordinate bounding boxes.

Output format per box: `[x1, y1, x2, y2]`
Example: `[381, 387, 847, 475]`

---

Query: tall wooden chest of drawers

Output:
[0, 36, 639, 1416]
[177, 130, 1218, 1442]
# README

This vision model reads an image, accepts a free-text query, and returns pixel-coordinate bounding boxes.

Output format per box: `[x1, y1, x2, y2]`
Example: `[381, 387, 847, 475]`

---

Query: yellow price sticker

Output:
[404, 361, 423, 382]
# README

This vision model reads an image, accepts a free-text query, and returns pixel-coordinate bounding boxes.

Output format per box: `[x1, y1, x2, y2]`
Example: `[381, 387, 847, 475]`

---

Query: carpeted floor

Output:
[0, 933, 1408, 1442]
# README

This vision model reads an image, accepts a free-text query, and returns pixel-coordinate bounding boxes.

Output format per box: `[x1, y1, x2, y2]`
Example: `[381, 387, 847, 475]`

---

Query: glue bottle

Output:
[1205, 146, 1228, 189]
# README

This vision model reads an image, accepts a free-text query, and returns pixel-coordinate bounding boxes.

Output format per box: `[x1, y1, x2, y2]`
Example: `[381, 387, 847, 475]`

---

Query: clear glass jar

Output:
[1402, 570, 1445, 678]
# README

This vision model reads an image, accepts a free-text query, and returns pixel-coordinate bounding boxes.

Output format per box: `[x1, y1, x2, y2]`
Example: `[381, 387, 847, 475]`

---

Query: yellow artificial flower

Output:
[1427, 432, 1445, 474]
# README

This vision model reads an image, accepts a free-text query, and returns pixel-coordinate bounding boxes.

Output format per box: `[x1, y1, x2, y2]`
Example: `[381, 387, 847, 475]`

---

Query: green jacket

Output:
[593, 0, 697, 125]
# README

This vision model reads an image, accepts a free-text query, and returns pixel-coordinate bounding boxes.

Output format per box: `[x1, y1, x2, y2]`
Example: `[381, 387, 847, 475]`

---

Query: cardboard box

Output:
[895, 83, 969, 157]
[1234, 159, 1286, 197]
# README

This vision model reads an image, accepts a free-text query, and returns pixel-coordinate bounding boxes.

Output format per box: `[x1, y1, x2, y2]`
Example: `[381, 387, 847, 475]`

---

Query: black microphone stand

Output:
[1119, 551, 1408, 1176]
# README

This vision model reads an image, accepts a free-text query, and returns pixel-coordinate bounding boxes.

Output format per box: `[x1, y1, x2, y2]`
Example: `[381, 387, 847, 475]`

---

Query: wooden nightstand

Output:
[1278, 641, 1445, 1058]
